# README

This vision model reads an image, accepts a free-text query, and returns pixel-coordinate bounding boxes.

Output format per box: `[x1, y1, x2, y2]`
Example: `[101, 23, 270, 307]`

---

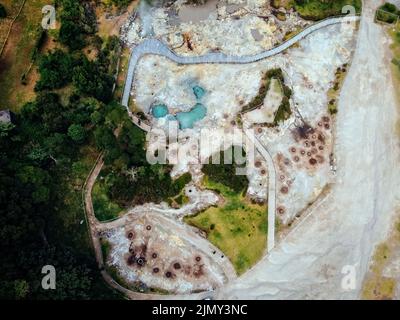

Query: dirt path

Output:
[217, 0, 400, 299]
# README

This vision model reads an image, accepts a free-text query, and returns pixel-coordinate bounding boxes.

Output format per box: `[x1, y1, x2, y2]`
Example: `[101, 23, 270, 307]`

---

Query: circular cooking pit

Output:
[195, 256, 201, 262]
[309, 158, 317, 165]
[153, 267, 160, 273]
[152, 253, 158, 259]
[146, 225, 152, 231]
[136, 257, 146, 267]
[173, 263, 181, 270]
[165, 271, 172, 278]
[277, 207, 285, 215]
[280, 186, 289, 194]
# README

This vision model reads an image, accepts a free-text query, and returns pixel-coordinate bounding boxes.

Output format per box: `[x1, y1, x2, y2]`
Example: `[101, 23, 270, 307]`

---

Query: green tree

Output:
[68, 124, 86, 143]
[59, 20, 85, 50]
[36, 50, 76, 90]
[0, 3, 6, 19]
[72, 58, 113, 103]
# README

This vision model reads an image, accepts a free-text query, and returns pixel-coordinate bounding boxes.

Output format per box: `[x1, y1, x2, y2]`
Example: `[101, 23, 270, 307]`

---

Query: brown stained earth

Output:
[121, 219, 213, 287]
[274, 115, 333, 219]
[96, 1, 139, 38]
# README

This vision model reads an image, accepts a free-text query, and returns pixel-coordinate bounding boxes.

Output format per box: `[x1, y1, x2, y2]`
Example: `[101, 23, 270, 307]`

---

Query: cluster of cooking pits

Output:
[275, 116, 332, 219]
[124, 226, 207, 282]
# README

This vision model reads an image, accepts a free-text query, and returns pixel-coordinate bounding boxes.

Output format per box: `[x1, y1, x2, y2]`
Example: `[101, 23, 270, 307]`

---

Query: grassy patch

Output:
[202, 147, 248, 194]
[100, 238, 112, 261]
[361, 215, 400, 300]
[241, 68, 292, 126]
[376, 3, 400, 24]
[185, 177, 267, 275]
[327, 64, 349, 115]
[271, 0, 362, 21]
[93, 176, 124, 221]
[113, 45, 130, 101]
[0, 0, 51, 111]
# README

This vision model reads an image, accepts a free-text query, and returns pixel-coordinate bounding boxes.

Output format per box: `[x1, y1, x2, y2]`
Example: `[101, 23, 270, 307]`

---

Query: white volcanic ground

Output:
[217, 1, 400, 299]
[122, 0, 309, 56]
[132, 22, 357, 225]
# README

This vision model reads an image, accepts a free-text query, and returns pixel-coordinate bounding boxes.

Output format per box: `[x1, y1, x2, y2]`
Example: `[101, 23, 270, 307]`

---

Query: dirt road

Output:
[217, 0, 400, 299]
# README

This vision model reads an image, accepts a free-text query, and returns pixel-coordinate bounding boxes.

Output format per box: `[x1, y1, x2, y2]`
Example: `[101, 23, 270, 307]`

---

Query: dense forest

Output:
[0, 0, 134, 300]
[0, 0, 198, 299]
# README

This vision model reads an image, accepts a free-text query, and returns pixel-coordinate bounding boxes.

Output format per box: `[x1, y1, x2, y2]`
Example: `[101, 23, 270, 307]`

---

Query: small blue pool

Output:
[176, 103, 207, 129]
[193, 86, 206, 100]
[151, 104, 169, 118]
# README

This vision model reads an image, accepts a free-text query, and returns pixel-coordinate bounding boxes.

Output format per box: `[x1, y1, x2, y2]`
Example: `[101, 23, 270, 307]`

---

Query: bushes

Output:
[73, 58, 114, 103]
[241, 68, 293, 126]
[202, 147, 248, 194]
[0, 3, 6, 19]
[57, 0, 97, 50]
[294, 0, 362, 20]
[36, 50, 77, 91]
[272, 0, 362, 21]
[376, 3, 400, 24]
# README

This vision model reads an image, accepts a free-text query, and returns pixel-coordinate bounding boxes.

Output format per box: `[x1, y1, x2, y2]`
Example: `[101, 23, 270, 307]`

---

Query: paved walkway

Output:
[121, 15, 360, 107]
[120, 15, 360, 253]
[110, 14, 361, 298]
[244, 129, 277, 252]
[83, 155, 236, 299]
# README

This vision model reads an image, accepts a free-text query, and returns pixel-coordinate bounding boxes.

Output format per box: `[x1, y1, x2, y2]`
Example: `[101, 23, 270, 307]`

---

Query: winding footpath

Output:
[121, 15, 360, 107]
[99, 14, 361, 299]
[121, 14, 360, 254]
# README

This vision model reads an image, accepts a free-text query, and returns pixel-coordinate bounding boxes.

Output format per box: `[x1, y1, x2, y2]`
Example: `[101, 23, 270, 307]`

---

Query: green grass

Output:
[100, 238, 112, 261]
[272, 0, 362, 21]
[93, 178, 124, 221]
[327, 64, 348, 115]
[184, 177, 267, 275]
[0, 0, 52, 111]
[241, 68, 292, 126]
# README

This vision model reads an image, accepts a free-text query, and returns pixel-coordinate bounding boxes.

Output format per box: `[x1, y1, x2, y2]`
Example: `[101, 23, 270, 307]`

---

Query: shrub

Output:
[0, 3, 7, 18]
